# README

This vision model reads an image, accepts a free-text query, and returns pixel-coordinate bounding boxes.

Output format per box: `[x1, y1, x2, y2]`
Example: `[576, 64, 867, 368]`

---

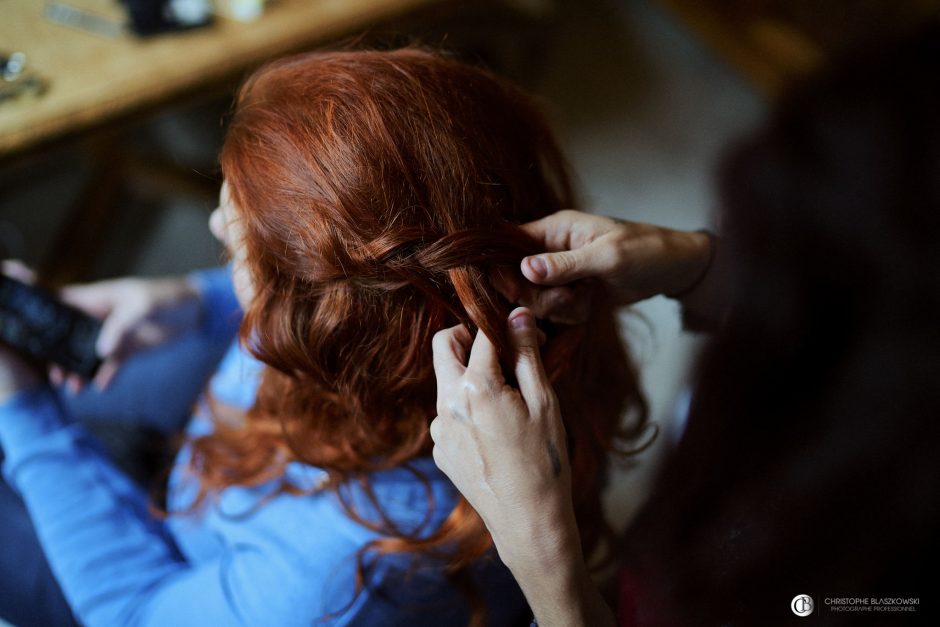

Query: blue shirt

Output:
[0, 268, 525, 626]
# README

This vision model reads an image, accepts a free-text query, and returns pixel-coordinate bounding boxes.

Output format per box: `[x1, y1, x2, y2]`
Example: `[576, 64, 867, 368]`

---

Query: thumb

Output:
[521, 247, 599, 287]
[1, 260, 37, 284]
[506, 308, 553, 406]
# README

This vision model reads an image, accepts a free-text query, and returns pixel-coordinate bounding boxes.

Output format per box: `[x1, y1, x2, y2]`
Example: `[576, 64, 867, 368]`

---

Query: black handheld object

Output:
[0, 275, 102, 379]
[120, 0, 212, 37]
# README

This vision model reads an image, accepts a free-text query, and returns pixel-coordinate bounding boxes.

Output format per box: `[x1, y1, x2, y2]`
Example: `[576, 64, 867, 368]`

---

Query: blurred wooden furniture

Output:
[0, 0, 458, 158]
[658, 0, 940, 97]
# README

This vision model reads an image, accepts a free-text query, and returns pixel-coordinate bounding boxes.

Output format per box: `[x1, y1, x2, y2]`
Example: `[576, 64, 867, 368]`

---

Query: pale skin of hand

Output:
[51, 277, 203, 391]
[51, 182, 246, 392]
[506, 209, 713, 323]
[430, 307, 615, 627]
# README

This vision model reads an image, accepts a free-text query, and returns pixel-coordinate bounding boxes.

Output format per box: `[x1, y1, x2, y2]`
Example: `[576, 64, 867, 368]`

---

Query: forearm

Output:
[672, 231, 731, 332]
[496, 513, 616, 627]
[0, 386, 347, 626]
[0, 388, 189, 625]
[516, 556, 615, 627]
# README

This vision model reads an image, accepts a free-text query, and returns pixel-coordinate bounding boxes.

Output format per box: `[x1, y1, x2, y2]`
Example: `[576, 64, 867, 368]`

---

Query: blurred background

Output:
[2, 0, 934, 586]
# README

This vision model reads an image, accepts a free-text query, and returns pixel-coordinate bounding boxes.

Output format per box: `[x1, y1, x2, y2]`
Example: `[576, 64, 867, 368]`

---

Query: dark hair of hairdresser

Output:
[188, 49, 647, 623]
[625, 22, 940, 626]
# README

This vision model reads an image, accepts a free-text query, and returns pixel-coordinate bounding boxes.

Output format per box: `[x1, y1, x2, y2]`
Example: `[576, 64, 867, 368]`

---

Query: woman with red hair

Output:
[0, 49, 647, 626]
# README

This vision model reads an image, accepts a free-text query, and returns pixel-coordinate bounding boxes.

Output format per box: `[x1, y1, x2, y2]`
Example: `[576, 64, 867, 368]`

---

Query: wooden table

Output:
[0, 0, 450, 158]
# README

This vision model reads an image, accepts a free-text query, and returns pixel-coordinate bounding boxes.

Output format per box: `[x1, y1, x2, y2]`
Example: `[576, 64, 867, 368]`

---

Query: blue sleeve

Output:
[187, 266, 242, 343]
[0, 387, 191, 625]
[0, 387, 371, 627]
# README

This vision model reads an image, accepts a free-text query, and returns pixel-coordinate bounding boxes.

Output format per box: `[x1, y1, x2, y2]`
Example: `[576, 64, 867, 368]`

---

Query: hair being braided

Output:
[189, 48, 648, 625]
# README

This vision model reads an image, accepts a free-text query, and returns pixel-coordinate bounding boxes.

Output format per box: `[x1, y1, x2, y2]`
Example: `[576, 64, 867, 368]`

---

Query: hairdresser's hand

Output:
[430, 308, 614, 627]
[515, 210, 713, 322]
[53, 277, 202, 391]
[0, 261, 43, 402]
[431, 308, 573, 559]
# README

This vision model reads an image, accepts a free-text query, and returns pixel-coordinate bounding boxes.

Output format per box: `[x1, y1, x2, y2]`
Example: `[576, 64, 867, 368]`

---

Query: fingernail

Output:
[509, 309, 533, 330]
[525, 256, 547, 280]
[552, 289, 574, 307]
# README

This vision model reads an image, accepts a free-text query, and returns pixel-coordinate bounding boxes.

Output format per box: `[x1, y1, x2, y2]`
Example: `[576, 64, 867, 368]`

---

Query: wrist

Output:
[505, 529, 611, 627]
[494, 503, 583, 581]
[187, 266, 243, 340]
[167, 275, 206, 327]
[665, 229, 716, 299]
[178, 276, 204, 314]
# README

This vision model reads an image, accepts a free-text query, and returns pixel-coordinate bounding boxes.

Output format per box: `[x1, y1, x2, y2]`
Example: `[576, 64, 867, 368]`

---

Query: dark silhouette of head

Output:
[628, 21, 940, 626]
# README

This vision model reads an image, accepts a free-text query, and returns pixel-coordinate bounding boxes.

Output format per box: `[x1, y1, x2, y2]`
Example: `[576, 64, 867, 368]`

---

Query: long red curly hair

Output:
[190, 48, 648, 624]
